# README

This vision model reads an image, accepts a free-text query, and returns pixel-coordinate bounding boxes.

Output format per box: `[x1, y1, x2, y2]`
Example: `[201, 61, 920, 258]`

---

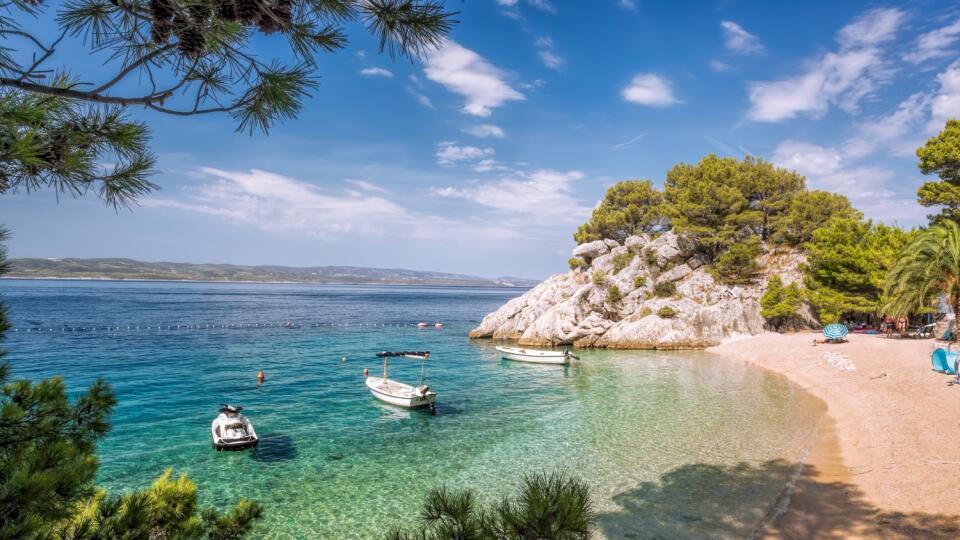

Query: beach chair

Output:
[931, 348, 959, 375]
[822, 323, 848, 343]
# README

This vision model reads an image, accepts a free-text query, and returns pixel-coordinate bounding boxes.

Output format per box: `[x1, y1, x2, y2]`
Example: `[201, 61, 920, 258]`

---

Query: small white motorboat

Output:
[364, 351, 436, 410]
[496, 346, 580, 365]
[211, 404, 259, 450]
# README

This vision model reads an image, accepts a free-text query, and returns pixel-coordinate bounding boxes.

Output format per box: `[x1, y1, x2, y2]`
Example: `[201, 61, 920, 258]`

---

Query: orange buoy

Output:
[257, 370, 265, 383]
[363, 368, 369, 378]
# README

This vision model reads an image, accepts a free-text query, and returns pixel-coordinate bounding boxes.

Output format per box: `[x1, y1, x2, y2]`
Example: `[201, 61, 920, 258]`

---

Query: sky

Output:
[3, 0, 960, 279]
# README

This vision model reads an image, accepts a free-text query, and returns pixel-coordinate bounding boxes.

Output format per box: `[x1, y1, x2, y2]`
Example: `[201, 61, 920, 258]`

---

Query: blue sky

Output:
[3, 0, 960, 279]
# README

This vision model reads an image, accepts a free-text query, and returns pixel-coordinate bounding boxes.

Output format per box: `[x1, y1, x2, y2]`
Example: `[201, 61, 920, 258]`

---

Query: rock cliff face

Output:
[470, 232, 811, 349]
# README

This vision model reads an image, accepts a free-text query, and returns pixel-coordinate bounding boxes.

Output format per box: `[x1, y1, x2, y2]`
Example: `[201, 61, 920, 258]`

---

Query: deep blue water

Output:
[1, 280, 824, 539]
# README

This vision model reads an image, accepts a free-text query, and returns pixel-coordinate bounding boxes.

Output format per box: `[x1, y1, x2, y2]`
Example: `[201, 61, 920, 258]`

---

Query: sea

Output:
[0, 279, 825, 539]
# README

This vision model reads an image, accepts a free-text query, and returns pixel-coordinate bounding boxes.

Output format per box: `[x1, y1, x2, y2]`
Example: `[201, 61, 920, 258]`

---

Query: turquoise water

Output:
[1, 280, 824, 538]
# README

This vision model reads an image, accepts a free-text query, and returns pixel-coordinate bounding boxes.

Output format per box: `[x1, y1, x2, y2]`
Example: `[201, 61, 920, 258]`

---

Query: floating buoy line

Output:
[9, 321, 456, 334]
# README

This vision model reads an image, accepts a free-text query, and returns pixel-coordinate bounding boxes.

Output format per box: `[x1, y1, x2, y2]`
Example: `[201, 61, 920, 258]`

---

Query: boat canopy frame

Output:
[375, 351, 430, 386]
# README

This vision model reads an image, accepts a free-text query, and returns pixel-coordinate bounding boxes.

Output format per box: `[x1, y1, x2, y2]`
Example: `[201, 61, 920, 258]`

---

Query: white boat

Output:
[364, 351, 437, 410]
[211, 404, 259, 450]
[495, 346, 579, 365]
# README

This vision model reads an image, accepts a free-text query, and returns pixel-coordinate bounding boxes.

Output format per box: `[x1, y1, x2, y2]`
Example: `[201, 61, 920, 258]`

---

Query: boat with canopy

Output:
[495, 346, 579, 365]
[364, 351, 437, 410]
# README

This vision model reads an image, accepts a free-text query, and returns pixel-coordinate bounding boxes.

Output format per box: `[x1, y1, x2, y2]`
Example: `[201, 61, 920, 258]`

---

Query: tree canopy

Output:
[803, 218, 914, 323]
[760, 275, 804, 330]
[573, 179, 664, 243]
[917, 119, 960, 222]
[884, 220, 960, 322]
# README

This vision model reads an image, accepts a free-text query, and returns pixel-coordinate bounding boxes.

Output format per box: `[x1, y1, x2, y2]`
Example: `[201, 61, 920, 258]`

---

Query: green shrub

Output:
[653, 281, 676, 298]
[644, 248, 658, 267]
[611, 252, 633, 273]
[607, 285, 623, 304]
[568, 257, 585, 270]
[761, 275, 805, 329]
[712, 238, 761, 284]
[591, 270, 607, 286]
[633, 276, 647, 289]
[639, 306, 653, 317]
[657, 306, 677, 318]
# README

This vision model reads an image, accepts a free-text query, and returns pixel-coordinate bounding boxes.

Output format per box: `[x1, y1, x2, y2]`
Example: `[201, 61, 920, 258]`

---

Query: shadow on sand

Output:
[597, 460, 960, 539]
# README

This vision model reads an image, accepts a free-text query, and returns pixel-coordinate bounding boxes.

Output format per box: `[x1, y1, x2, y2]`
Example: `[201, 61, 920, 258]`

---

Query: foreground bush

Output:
[387, 472, 593, 540]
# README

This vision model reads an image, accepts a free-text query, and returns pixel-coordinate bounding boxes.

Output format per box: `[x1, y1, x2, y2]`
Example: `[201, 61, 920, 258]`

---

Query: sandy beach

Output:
[710, 333, 960, 539]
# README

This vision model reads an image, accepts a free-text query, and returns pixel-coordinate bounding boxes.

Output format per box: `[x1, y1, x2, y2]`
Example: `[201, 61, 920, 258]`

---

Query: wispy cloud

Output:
[535, 36, 564, 70]
[612, 133, 647, 150]
[616, 0, 636, 10]
[747, 7, 904, 122]
[928, 60, 960, 132]
[359, 67, 394, 78]
[463, 124, 505, 138]
[345, 179, 389, 193]
[436, 142, 495, 166]
[431, 169, 589, 222]
[143, 168, 517, 240]
[720, 21, 764, 54]
[621, 73, 681, 107]
[904, 18, 960, 64]
[423, 40, 524, 117]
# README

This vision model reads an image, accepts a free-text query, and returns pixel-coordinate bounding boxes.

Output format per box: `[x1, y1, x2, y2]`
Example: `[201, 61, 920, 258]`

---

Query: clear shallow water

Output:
[1, 280, 825, 539]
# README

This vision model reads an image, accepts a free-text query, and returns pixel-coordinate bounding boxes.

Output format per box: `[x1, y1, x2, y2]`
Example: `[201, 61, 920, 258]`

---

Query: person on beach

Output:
[897, 316, 908, 337]
[883, 315, 894, 338]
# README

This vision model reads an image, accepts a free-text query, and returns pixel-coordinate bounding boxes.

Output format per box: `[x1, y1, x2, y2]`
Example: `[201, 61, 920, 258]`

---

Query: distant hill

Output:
[5, 258, 539, 288]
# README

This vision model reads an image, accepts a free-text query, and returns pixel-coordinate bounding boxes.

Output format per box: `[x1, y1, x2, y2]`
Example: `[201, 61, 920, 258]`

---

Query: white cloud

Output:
[709, 60, 731, 72]
[423, 40, 524, 117]
[345, 179, 389, 193]
[436, 142, 495, 166]
[747, 8, 904, 122]
[359, 67, 394, 78]
[928, 60, 960, 132]
[495, 0, 518, 5]
[612, 133, 647, 150]
[621, 73, 680, 107]
[526, 0, 555, 13]
[463, 124, 505, 138]
[538, 50, 564, 70]
[431, 169, 589, 222]
[720, 21, 763, 54]
[143, 168, 517, 240]
[616, 0, 636, 10]
[905, 18, 960, 64]
[771, 140, 918, 221]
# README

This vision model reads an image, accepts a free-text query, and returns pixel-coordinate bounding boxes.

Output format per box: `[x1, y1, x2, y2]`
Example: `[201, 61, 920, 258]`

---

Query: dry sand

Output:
[710, 332, 960, 539]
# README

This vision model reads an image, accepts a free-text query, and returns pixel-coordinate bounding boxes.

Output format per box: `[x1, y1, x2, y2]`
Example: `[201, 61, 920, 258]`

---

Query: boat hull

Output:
[365, 376, 436, 408]
[495, 346, 570, 365]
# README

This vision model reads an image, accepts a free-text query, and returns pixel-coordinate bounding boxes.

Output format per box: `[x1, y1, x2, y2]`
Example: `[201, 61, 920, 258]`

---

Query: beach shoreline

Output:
[710, 332, 960, 538]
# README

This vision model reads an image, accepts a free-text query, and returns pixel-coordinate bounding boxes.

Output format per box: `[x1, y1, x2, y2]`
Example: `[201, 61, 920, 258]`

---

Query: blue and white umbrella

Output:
[823, 323, 848, 341]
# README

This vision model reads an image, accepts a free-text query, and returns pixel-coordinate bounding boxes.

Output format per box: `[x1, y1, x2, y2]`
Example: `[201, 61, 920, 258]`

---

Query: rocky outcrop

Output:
[470, 232, 813, 349]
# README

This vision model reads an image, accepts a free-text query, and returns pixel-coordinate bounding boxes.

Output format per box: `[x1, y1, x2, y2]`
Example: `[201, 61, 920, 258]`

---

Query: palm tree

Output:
[884, 220, 960, 338]
[387, 472, 594, 540]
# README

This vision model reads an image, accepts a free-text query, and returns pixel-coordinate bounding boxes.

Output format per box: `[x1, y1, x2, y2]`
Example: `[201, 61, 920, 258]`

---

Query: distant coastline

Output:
[0, 275, 533, 289]
[3, 258, 540, 288]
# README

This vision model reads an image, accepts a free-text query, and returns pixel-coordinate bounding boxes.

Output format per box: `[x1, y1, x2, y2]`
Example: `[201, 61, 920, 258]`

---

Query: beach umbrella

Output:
[823, 323, 848, 341]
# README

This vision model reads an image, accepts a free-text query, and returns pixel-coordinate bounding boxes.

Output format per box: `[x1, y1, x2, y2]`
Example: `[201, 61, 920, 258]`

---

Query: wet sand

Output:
[711, 333, 960, 539]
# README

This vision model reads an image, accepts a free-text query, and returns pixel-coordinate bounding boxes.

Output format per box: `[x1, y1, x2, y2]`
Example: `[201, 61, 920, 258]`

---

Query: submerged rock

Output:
[471, 234, 812, 350]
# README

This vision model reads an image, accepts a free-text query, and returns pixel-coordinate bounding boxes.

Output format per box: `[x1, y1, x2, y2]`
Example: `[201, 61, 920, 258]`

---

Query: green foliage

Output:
[53, 469, 264, 539]
[611, 252, 633, 273]
[916, 119, 960, 222]
[653, 281, 676, 298]
[804, 218, 914, 323]
[643, 248, 658, 267]
[591, 270, 607, 286]
[607, 285, 623, 304]
[760, 276, 805, 329]
[0, 83, 157, 208]
[662, 154, 804, 258]
[771, 190, 861, 245]
[639, 306, 653, 318]
[574, 180, 665, 244]
[712, 238, 761, 284]
[633, 276, 647, 289]
[884, 220, 960, 322]
[657, 306, 677, 319]
[387, 472, 594, 540]
[568, 257, 585, 271]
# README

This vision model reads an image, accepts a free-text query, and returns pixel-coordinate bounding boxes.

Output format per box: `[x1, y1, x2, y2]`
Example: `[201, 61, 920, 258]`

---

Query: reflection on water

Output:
[1, 280, 825, 539]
